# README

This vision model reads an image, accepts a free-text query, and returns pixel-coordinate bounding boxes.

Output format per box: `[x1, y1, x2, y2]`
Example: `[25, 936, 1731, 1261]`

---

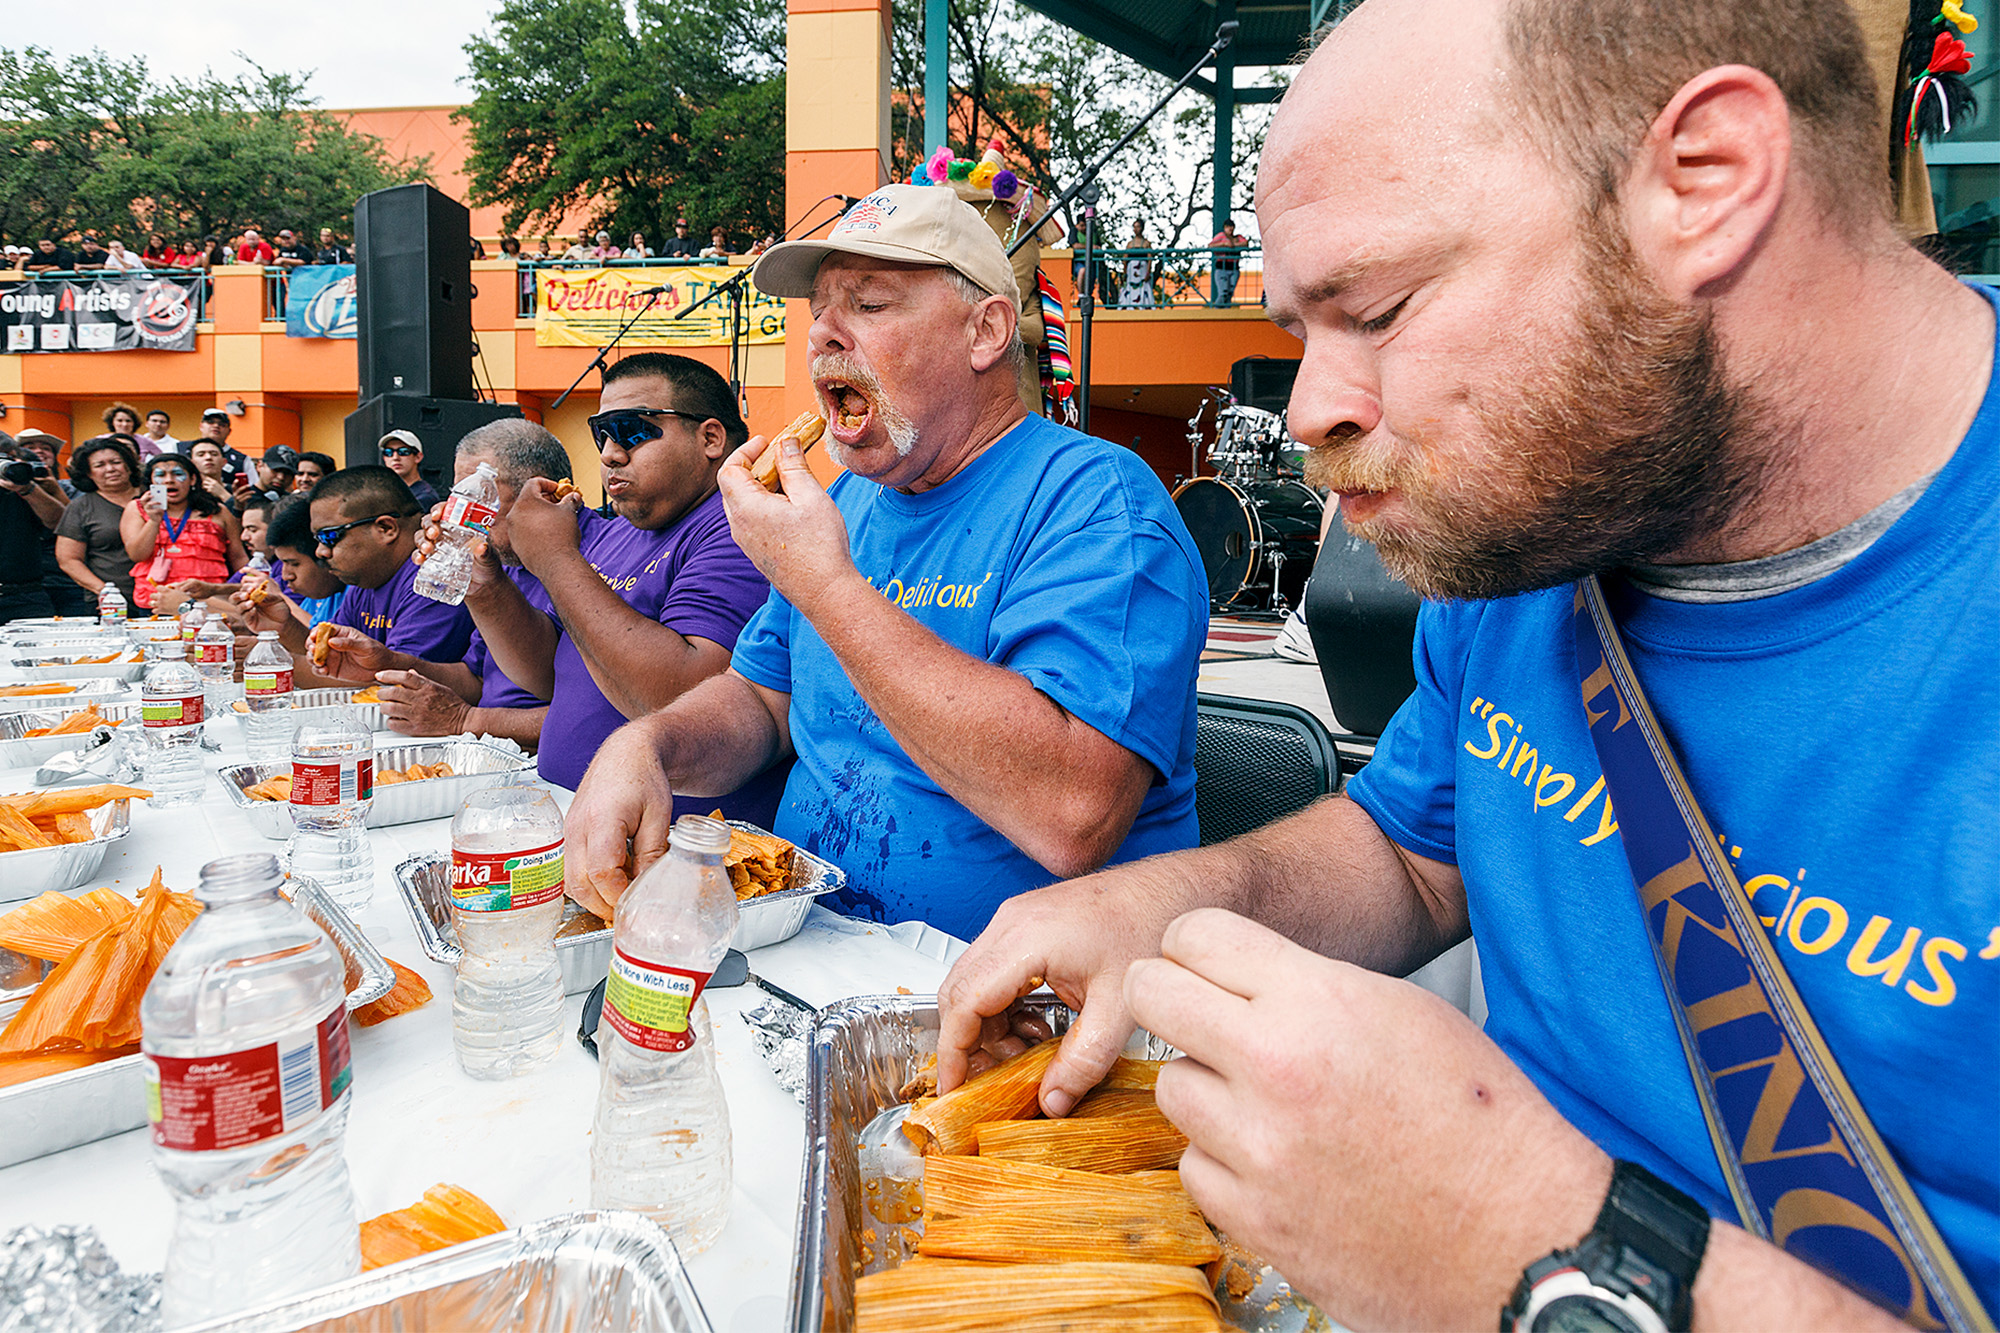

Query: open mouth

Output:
[816, 378, 875, 442]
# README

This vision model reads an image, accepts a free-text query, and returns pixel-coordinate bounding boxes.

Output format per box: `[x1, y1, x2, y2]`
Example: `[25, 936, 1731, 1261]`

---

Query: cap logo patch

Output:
[836, 195, 899, 235]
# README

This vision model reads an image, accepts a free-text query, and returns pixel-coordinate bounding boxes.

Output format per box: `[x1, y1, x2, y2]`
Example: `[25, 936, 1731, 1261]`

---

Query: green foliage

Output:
[457, 0, 787, 248]
[0, 47, 429, 246]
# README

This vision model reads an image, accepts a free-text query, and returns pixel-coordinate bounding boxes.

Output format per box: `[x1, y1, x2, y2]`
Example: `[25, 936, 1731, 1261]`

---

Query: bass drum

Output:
[1172, 477, 1325, 611]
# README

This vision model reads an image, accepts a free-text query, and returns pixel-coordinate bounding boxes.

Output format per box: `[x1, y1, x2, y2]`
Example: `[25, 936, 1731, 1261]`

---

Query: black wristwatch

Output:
[1501, 1161, 1711, 1333]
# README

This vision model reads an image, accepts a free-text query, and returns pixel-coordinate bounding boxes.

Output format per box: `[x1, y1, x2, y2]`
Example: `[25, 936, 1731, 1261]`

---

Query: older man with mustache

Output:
[565, 184, 1209, 942]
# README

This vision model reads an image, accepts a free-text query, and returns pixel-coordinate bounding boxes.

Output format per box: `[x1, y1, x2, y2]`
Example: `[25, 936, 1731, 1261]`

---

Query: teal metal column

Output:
[1212, 0, 1237, 230]
[925, 0, 949, 158]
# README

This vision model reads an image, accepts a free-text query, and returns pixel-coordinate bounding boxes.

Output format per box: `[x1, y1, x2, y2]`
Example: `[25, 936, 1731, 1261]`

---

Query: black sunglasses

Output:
[586, 407, 708, 452]
[380, 445, 421, 459]
[312, 513, 394, 548]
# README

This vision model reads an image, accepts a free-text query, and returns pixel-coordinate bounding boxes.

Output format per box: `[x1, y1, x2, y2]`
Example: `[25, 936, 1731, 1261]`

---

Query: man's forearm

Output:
[464, 574, 558, 698]
[1690, 1225, 1905, 1332]
[536, 548, 718, 717]
[23, 484, 65, 529]
[644, 672, 788, 799]
[463, 705, 547, 751]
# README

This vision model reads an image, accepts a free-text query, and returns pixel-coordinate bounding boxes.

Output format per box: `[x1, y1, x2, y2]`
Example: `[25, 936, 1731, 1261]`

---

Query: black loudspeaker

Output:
[355, 183, 475, 402]
[342, 396, 524, 494]
[1230, 356, 1300, 414]
[1303, 529, 1420, 739]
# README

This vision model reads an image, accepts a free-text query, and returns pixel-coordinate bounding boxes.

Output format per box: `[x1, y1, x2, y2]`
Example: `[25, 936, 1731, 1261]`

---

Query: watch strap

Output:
[1594, 1160, 1710, 1302]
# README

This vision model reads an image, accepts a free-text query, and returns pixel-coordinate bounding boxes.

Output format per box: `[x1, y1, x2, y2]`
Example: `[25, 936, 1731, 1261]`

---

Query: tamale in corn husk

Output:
[922, 1155, 1199, 1219]
[1101, 1056, 1166, 1090]
[359, 1183, 507, 1270]
[904, 1039, 1063, 1155]
[854, 1258, 1222, 1333]
[353, 959, 433, 1027]
[0, 888, 132, 963]
[1067, 1088, 1159, 1119]
[973, 1104, 1188, 1173]
[919, 1202, 1218, 1266]
[0, 1045, 135, 1088]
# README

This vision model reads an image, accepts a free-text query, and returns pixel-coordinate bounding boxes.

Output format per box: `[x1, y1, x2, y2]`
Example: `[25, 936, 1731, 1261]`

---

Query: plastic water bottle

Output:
[590, 813, 738, 1252]
[243, 631, 295, 765]
[141, 652, 206, 807]
[178, 600, 205, 656]
[97, 582, 126, 629]
[142, 852, 359, 1326]
[287, 708, 373, 911]
[247, 550, 272, 577]
[193, 612, 235, 716]
[414, 462, 501, 606]
[449, 785, 566, 1079]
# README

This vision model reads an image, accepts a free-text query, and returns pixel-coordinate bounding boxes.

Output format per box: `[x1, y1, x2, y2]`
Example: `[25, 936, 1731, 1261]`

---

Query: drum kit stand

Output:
[1172, 388, 1327, 617]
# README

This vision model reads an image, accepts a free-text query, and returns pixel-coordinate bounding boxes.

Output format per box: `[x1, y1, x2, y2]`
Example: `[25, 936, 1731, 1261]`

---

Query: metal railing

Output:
[1071, 244, 1263, 310]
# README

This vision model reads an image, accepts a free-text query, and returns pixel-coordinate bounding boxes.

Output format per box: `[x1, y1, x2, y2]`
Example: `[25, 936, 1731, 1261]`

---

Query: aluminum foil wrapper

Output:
[0, 1225, 159, 1333]
[742, 997, 813, 1105]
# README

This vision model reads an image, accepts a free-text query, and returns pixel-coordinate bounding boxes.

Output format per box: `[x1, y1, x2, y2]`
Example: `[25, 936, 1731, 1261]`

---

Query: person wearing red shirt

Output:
[236, 228, 276, 265]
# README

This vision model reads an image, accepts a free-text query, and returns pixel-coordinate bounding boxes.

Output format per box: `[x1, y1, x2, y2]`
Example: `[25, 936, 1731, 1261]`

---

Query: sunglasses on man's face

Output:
[380, 446, 421, 460]
[312, 514, 392, 548]
[586, 408, 708, 453]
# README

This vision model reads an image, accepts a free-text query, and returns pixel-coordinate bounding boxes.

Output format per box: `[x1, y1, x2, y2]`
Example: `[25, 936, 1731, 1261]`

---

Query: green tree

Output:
[0, 48, 429, 247]
[457, 0, 787, 248]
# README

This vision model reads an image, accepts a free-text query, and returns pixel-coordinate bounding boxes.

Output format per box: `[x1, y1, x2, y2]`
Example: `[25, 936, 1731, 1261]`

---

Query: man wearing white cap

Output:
[378, 430, 441, 509]
[566, 183, 1209, 942]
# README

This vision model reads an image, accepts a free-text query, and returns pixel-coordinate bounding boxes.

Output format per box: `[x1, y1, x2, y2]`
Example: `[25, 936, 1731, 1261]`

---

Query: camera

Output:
[0, 459, 43, 486]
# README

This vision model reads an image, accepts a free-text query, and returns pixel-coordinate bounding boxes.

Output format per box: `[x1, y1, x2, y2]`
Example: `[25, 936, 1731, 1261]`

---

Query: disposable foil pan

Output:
[395, 824, 846, 993]
[0, 879, 394, 1169]
[0, 678, 131, 714]
[0, 798, 132, 906]
[228, 686, 384, 736]
[5, 646, 148, 683]
[219, 738, 535, 840]
[0, 702, 141, 769]
[177, 1210, 713, 1333]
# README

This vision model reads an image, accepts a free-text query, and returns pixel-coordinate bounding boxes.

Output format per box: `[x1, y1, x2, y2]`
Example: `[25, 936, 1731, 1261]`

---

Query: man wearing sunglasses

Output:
[564, 185, 1207, 942]
[415, 353, 778, 812]
[378, 430, 441, 509]
[240, 465, 473, 683]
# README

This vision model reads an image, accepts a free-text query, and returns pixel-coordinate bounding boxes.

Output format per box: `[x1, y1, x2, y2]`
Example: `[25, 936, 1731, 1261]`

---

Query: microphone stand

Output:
[549, 288, 661, 410]
[1006, 20, 1238, 436]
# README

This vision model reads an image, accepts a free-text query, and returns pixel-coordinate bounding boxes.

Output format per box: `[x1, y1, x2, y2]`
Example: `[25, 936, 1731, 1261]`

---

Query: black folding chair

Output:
[1193, 694, 1342, 846]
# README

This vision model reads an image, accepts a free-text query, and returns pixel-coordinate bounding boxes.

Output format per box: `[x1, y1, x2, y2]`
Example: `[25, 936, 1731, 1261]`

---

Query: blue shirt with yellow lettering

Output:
[1347, 310, 1999, 1309]
[731, 412, 1206, 941]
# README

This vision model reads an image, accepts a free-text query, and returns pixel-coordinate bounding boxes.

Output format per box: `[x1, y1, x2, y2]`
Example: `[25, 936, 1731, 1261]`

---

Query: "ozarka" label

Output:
[144, 1001, 352, 1152]
[292, 757, 373, 807]
[441, 494, 499, 537]
[450, 839, 564, 912]
[603, 947, 712, 1052]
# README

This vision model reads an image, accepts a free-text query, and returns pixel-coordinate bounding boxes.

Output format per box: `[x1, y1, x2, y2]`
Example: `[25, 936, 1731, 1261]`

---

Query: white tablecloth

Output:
[0, 720, 961, 1332]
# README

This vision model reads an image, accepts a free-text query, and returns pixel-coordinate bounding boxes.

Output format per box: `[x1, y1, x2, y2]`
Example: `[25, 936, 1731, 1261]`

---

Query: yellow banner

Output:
[534, 265, 786, 347]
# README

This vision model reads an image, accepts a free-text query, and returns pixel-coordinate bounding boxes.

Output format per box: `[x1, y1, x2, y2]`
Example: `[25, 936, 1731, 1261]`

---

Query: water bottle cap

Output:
[257, 630, 279, 641]
[670, 814, 731, 854]
[196, 852, 288, 905]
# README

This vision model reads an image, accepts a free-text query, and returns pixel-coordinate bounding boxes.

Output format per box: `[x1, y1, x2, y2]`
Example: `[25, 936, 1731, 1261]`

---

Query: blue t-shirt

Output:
[299, 588, 344, 628]
[1346, 304, 2000, 1310]
[731, 413, 1207, 941]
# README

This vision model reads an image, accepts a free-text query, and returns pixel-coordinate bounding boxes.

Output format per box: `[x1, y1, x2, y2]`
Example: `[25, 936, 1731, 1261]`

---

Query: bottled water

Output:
[142, 853, 359, 1326]
[243, 631, 296, 765]
[178, 600, 206, 655]
[287, 708, 373, 911]
[414, 462, 501, 607]
[590, 814, 738, 1252]
[97, 582, 126, 629]
[138, 618, 184, 665]
[449, 784, 566, 1079]
[247, 550, 272, 577]
[193, 612, 235, 718]
[141, 653, 206, 807]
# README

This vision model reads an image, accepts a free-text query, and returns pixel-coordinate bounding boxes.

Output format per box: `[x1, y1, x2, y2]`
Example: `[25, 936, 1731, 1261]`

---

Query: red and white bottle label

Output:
[449, 839, 564, 913]
[143, 693, 204, 727]
[441, 494, 498, 537]
[194, 642, 230, 665]
[292, 757, 373, 806]
[603, 947, 712, 1053]
[245, 668, 293, 696]
[144, 1001, 353, 1152]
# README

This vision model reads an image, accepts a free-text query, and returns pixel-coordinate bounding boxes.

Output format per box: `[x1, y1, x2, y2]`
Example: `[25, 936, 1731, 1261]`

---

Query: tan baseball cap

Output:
[752, 185, 1019, 312]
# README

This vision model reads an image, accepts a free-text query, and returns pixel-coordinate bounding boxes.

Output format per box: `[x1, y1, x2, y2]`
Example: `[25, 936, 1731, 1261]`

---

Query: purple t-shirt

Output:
[464, 566, 553, 709]
[335, 553, 474, 663]
[535, 492, 783, 822]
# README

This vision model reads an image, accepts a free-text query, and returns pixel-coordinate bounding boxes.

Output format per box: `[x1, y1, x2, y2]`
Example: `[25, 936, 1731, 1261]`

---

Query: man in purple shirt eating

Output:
[421, 353, 782, 816]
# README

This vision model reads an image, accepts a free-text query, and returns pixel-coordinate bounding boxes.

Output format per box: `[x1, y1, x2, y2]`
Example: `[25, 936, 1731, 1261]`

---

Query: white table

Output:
[0, 719, 961, 1332]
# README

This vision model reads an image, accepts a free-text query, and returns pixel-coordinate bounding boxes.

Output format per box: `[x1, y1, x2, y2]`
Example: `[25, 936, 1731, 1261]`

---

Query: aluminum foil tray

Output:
[219, 738, 535, 841]
[0, 679, 131, 714]
[4, 645, 147, 683]
[0, 798, 132, 906]
[0, 702, 141, 769]
[0, 877, 393, 1169]
[178, 1210, 713, 1333]
[396, 823, 845, 994]
[228, 686, 385, 736]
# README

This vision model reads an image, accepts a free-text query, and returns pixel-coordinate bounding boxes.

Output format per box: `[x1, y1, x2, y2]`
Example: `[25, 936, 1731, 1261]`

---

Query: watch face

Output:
[1533, 1294, 1647, 1333]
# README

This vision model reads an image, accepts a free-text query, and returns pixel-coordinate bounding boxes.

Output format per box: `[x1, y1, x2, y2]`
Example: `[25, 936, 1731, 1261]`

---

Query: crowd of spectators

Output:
[1, 224, 357, 274]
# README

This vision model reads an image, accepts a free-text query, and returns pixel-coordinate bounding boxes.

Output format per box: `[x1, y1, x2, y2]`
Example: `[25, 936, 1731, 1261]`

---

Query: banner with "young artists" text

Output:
[0, 273, 201, 353]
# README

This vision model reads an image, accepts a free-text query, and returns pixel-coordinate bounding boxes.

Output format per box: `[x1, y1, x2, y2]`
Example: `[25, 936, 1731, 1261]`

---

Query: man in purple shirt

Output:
[245, 466, 472, 683]
[426, 353, 781, 814]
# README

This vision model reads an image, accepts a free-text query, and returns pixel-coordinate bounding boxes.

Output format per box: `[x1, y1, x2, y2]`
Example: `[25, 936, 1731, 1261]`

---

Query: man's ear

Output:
[1620, 64, 1790, 300]
[968, 294, 1021, 374]
[700, 419, 732, 461]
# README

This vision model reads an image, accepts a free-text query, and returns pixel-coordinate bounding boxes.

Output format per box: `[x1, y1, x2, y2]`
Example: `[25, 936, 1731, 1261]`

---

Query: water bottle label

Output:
[450, 839, 564, 912]
[143, 1001, 352, 1152]
[143, 694, 204, 727]
[604, 947, 711, 1053]
[441, 493, 499, 537]
[292, 757, 374, 806]
[180, 626, 199, 641]
[194, 642, 230, 664]
[246, 669, 293, 696]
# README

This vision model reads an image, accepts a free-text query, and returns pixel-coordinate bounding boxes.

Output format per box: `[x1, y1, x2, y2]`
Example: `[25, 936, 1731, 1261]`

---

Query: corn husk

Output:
[359, 1183, 507, 1271]
[919, 1202, 1218, 1266]
[922, 1155, 1198, 1219]
[353, 959, 433, 1027]
[974, 1106, 1188, 1174]
[905, 1039, 1063, 1155]
[1067, 1088, 1159, 1119]
[705, 810, 794, 900]
[0, 889, 132, 963]
[0, 1045, 134, 1088]
[855, 1259, 1221, 1333]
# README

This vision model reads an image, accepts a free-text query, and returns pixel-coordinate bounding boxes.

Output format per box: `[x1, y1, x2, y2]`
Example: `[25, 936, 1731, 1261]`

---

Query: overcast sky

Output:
[11, 2, 497, 108]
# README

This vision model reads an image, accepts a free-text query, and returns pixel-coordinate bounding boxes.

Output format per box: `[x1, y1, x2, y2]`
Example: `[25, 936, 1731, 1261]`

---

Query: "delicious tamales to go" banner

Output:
[534, 265, 786, 348]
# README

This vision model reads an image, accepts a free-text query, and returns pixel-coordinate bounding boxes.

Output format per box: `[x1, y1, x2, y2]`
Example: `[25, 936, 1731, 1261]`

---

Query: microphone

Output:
[835, 194, 866, 211]
[632, 284, 671, 295]
[1215, 20, 1239, 49]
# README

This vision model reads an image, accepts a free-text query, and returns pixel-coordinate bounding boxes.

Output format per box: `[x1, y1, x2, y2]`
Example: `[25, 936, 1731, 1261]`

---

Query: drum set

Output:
[1172, 390, 1325, 615]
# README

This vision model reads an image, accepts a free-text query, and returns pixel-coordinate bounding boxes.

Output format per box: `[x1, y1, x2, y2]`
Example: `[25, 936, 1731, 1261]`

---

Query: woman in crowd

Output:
[120, 454, 244, 612]
[700, 227, 729, 259]
[186, 439, 235, 505]
[54, 436, 143, 606]
[174, 240, 205, 268]
[100, 403, 142, 440]
[499, 237, 522, 259]
[627, 231, 650, 258]
[141, 235, 174, 268]
[469, 236, 487, 260]
[199, 236, 227, 270]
